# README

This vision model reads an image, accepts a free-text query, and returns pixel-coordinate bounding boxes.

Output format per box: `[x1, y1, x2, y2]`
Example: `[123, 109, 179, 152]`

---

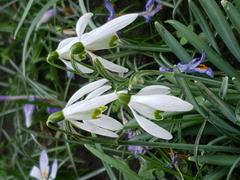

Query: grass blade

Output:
[188, 0, 220, 53]
[14, 0, 34, 39]
[221, 0, 240, 34]
[85, 145, 141, 180]
[199, 0, 240, 61]
[155, 22, 192, 63]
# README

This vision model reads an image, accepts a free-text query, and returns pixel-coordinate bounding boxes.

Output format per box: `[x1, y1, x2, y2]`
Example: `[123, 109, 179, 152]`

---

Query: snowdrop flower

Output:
[47, 12, 138, 74]
[24, 104, 35, 128]
[30, 150, 58, 180]
[142, 0, 162, 22]
[105, 0, 116, 21]
[47, 79, 123, 137]
[118, 85, 193, 139]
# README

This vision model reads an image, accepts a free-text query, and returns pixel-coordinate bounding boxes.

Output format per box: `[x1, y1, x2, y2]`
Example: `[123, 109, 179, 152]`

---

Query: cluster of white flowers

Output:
[43, 12, 194, 179]
[46, 12, 194, 140]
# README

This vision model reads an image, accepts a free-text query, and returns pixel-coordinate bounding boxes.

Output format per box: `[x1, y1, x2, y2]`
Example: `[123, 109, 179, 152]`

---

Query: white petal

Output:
[57, 37, 77, 50]
[85, 85, 112, 100]
[40, 150, 49, 173]
[81, 13, 138, 47]
[61, 58, 94, 74]
[66, 79, 108, 106]
[87, 51, 128, 73]
[82, 33, 119, 50]
[137, 85, 171, 96]
[64, 92, 117, 116]
[30, 166, 41, 180]
[76, 13, 93, 37]
[64, 109, 94, 120]
[87, 115, 123, 131]
[50, 160, 58, 179]
[70, 120, 119, 137]
[131, 95, 193, 112]
[57, 37, 79, 56]
[129, 107, 172, 139]
[130, 102, 160, 120]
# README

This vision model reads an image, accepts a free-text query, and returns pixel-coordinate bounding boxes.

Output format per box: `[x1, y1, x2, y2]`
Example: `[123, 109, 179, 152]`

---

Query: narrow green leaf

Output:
[205, 167, 229, 180]
[219, 76, 229, 99]
[155, 22, 192, 63]
[199, 0, 240, 60]
[14, 0, 34, 39]
[189, 155, 240, 166]
[85, 145, 141, 180]
[195, 81, 237, 124]
[22, 0, 57, 76]
[167, 20, 240, 79]
[188, 0, 220, 53]
[221, 0, 240, 34]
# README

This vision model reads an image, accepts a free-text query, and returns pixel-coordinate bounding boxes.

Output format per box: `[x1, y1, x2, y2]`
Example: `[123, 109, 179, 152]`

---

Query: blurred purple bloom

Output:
[105, 0, 116, 21]
[24, 104, 35, 128]
[0, 95, 31, 101]
[177, 52, 214, 78]
[47, 107, 61, 114]
[127, 130, 150, 155]
[37, 9, 56, 28]
[159, 67, 173, 72]
[143, 0, 162, 22]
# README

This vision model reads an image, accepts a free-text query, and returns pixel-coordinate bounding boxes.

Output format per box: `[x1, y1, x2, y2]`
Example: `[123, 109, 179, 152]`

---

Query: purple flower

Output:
[24, 104, 35, 128]
[159, 67, 173, 72]
[30, 150, 58, 180]
[47, 107, 61, 114]
[159, 52, 214, 78]
[127, 130, 150, 155]
[37, 9, 56, 28]
[105, 0, 116, 21]
[142, 0, 162, 22]
[177, 52, 214, 78]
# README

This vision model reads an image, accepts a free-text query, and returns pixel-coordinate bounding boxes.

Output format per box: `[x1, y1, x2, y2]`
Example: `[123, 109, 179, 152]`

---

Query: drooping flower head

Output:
[47, 13, 138, 74]
[118, 85, 193, 139]
[30, 150, 58, 180]
[47, 79, 123, 137]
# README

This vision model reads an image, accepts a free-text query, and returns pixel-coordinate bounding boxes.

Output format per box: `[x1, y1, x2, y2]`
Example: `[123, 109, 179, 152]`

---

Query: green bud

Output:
[70, 42, 85, 55]
[118, 93, 131, 105]
[154, 110, 163, 120]
[109, 35, 119, 48]
[47, 111, 64, 125]
[47, 51, 59, 62]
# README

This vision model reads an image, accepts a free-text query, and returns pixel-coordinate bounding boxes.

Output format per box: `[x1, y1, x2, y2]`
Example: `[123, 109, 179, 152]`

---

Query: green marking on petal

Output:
[47, 51, 59, 62]
[92, 106, 108, 119]
[154, 110, 163, 120]
[109, 35, 119, 48]
[70, 42, 86, 60]
[118, 93, 131, 105]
